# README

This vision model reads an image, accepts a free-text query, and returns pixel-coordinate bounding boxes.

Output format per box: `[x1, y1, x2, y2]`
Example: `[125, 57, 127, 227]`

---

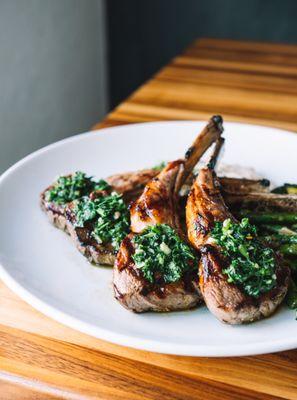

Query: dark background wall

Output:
[0, 0, 107, 173]
[107, 0, 297, 109]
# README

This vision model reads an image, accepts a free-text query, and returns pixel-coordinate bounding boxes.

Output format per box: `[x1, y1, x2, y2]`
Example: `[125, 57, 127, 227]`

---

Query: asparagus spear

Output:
[260, 234, 297, 246]
[272, 184, 297, 195]
[260, 224, 297, 236]
[286, 280, 297, 310]
[240, 211, 297, 225]
[280, 243, 297, 256]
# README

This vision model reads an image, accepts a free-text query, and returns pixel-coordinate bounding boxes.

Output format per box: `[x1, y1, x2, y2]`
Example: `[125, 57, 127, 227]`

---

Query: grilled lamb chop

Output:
[41, 170, 270, 234]
[40, 170, 160, 266]
[220, 177, 270, 196]
[40, 170, 159, 233]
[186, 138, 290, 324]
[106, 168, 159, 202]
[40, 142, 272, 268]
[113, 116, 224, 312]
[65, 196, 116, 266]
[40, 186, 69, 231]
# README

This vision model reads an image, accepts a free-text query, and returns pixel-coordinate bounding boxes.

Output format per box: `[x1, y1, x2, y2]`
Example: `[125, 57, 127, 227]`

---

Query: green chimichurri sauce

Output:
[73, 192, 130, 249]
[132, 224, 196, 284]
[45, 171, 109, 205]
[211, 218, 277, 298]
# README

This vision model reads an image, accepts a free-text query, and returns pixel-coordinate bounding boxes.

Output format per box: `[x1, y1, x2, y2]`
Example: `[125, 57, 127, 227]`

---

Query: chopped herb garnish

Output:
[132, 224, 196, 284]
[152, 161, 166, 171]
[73, 192, 130, 249]
[45, 171, 110, 205]
[73, 196, 98, 225]
[211, 218, 277, 298]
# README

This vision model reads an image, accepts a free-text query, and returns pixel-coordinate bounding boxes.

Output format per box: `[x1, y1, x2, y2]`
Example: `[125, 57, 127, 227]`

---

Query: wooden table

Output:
[1, 38, 297, 399]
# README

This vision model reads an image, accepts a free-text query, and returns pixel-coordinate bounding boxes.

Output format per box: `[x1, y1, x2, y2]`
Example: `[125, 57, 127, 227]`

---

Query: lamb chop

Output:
[41, 169, 269, 234]
[186, 138, 290, 324]
[64, 195, 117, 265]
[106, 168, 159, 202]
[225, 191, 297, 213]
[40, 136, 272, 268]
[40, 168, 157, 266]
[220, 177, 270, 196]
[113, 116, 224, 312]
[40, 188, 69, 232]
[40, 170, 158, 234]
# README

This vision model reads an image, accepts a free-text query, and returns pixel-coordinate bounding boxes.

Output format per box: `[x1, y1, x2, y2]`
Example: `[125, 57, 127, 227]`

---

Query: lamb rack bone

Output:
[113, 116, 224, 313]
[186, 137, 290, 324]
[130, 115, 224, 235]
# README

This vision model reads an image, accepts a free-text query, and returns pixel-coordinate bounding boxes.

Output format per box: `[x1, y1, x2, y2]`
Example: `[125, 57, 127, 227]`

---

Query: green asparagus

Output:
[239, 211, 297, 225]
[272, 184, 297, 195]
[260, 224, 297, 236]
[280, 243, 297, 256]
[260, 234, 297, 246]
[286, 280, 297, 310]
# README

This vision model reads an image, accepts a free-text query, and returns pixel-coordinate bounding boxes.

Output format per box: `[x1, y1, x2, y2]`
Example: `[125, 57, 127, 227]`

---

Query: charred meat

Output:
[186, 138, 290, 324]
[113, 116, 224, 312]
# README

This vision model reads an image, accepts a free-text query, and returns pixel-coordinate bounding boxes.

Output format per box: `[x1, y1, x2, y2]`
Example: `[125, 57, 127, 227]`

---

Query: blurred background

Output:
[0, 0, 296, 172]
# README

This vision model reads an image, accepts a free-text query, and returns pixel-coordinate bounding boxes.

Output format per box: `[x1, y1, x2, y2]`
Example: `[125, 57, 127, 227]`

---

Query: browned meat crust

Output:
[40, 172, 271, 234]
[40, 185, 68, 232]
[220, 177, 270, 195]
[113, 234, 200, 312]
[65, 202, 116, 266]
[113, 116, 224, 313]
[107, 168, 158, 202]
[129, 161, 184, 235]
[39, 169, 159, 266]
[199, 246, 289, 324]
[186, 140, 290, 324]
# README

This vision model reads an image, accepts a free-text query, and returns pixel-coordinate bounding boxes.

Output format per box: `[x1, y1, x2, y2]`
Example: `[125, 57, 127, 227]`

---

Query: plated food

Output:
[40, 116, 297, 325]
[186, 136, 289, 323]
[113, 116, 223, 312]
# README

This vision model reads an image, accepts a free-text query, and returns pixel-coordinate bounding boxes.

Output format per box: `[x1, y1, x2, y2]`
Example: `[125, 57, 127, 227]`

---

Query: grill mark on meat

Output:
[75, 226, 95, 245]
[204, 246, 290, 313]
[153, 285, 167, 299]
[47, 203, 65, 216]
[132, 182, 174, 219]
[199, 246, 221, 280]
[144, 193, 171, 214]
[115, 236, 135, 272]
[113, 284, 124, 300]
[194, 215, 209, 236]
[185, 146, 194, 160]
[41, 170, 272, 242]
[139, 286, 150, 297]
[63, 198, 117, 265]
[187, 161, 290, 323]
[183, 269, 199, 293]
[114, 118, 224, 313]
[134, 203, 151, 221]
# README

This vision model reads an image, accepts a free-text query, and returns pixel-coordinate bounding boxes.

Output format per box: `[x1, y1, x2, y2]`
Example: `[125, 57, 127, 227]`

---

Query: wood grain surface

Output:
[1, 38, 297, 399]
[95, 38, 297, 131]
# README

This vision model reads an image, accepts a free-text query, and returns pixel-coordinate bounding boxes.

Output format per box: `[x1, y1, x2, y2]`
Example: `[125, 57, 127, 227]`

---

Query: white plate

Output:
[0, 121, 296, 357]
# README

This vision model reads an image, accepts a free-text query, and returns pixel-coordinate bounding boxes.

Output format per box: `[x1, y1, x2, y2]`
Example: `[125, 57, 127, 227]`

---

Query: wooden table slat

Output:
[1, 38, 297, 399]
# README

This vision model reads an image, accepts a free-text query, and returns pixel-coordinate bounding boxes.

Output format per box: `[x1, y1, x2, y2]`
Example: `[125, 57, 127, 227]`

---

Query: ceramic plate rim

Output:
[0, 120, 296, 357]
